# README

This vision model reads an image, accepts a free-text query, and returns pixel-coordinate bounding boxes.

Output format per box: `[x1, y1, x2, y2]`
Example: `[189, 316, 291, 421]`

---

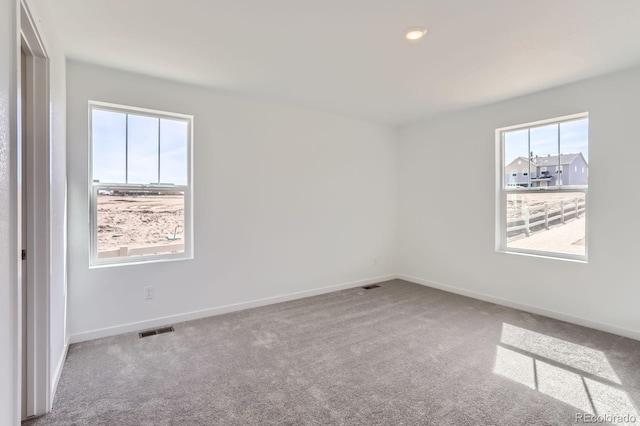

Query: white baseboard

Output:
[69, 274, 398, 344]
[69, 273, 640, 344]
[398, 274, 640, 342]
[49, 339, 69, 410]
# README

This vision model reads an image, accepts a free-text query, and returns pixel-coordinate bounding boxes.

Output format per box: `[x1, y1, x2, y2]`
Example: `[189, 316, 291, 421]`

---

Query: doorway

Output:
[20, 44, 28, 422]
[20, 3, 51, 420]
[20, 43, 29, 420]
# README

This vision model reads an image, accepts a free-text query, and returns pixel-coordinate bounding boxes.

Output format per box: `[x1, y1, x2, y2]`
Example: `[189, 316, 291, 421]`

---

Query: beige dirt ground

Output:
[97, 194, 184, 252]
[508, 217, 586, 255]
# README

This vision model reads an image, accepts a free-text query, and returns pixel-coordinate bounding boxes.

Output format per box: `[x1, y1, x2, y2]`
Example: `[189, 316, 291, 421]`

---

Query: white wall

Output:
[398, 65, 640, 340]
[66, 61, 397, 341]
[0, 0, 19, 424]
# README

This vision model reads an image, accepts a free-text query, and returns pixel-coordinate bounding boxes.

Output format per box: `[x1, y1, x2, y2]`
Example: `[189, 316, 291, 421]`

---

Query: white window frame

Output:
[495, 112, 588, 262]
[88, 101, 194, 267]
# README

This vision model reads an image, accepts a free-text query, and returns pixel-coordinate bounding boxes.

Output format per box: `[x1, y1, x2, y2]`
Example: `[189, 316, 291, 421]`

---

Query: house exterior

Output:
[505, 153, 588, 188]
[505, 157, 538, 187]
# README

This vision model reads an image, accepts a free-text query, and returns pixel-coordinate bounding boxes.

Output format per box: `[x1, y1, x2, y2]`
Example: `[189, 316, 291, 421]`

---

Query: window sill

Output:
[496, 249, 587, 264]
[89, 253, 194, 269]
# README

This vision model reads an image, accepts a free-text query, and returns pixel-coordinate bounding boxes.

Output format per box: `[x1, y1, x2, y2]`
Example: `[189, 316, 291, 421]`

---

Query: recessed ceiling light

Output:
[405, 27, 427, 41]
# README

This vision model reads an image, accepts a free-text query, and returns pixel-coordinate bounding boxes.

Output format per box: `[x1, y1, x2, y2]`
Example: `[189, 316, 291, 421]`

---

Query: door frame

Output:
[19, 0, 51, 419]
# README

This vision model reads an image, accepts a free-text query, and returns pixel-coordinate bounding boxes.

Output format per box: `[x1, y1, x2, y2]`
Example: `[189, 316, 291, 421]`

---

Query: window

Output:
[511, 168, 518, 177]
[89, 101, 193, 266]
[522, 168, 528, 176]
[497, 113, 588, 261]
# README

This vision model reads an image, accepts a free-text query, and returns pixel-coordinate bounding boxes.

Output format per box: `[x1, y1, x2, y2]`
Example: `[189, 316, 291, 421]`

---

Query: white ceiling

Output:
[31, 0, 640, 125]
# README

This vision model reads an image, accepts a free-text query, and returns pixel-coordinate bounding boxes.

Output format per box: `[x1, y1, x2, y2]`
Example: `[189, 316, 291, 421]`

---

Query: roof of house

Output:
[505, 157, 537, 169]
[534, 153, 586, 166]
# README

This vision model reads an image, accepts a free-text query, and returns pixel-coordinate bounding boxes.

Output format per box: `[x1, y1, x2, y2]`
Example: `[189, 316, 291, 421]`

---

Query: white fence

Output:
[507, 197, 586, 237]
[98, 243, 185, 259]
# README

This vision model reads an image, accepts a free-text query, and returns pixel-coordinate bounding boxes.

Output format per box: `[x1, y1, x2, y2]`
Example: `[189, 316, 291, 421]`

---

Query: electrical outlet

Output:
[144, 286, 154, 300]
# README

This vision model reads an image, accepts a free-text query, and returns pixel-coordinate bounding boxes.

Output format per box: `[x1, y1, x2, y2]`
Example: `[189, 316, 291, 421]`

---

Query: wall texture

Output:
[66, 61, 398, 342]
[398, 65, 640, 340]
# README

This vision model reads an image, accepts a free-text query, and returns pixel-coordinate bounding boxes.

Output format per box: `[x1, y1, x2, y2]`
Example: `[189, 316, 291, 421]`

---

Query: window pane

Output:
[504, 129, 529, 188]
[530, 124, 559, 188]
[559, 119, 589, 187]
[92, 109, 126, 183]
[96, 189, 185, 259]
[128, 114, 159, 184]
[506, 192, 586, 257]
[160, 119, 188, 185]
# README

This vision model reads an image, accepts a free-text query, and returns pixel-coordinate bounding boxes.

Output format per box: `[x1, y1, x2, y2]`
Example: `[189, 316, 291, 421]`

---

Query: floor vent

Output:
[362, 284, 380, 290]
[138, 326, 175, 338]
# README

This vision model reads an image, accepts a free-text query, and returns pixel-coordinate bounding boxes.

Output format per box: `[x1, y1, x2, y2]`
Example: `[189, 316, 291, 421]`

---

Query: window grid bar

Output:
[527, 128, 531, 188]
[125, 114, 129, 184]
[557, 123, 561, 188]
[93, 183, 188, 192]
[157, 118, 161, 184]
